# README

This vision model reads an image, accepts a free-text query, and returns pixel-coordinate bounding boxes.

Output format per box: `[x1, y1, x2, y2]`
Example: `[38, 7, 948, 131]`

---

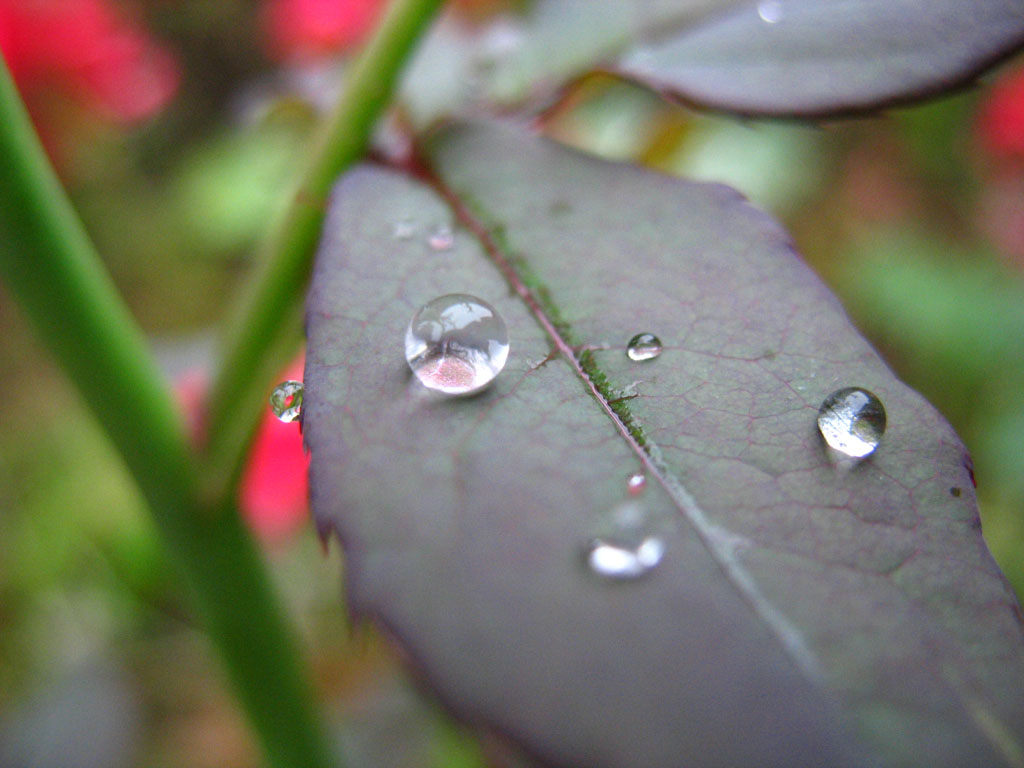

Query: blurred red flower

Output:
[263, 0, 386, 60]
[975, 63, 1024, 267]
[176, 357, 309, 546]
[0, 0, 178, 123]
[238, 357, 310, 545]
[976, 64, 1024, 163]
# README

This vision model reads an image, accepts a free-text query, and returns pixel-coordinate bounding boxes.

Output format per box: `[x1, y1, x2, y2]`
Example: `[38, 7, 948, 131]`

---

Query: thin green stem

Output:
[204, 0, 446, 500]
[0, 57, 335, 768]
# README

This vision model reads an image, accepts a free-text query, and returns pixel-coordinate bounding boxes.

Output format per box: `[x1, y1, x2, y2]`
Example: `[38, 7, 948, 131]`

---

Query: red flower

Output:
[263, 0, 385, 60]
[976, 64, 1024, 163]
[0, 0, 178, 123]
[176, 357, 310, 546]
[238, 357, 310, 545]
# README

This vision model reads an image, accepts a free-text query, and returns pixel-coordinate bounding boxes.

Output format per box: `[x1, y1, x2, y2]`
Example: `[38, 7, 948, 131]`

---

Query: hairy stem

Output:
[0, 57, 336, 768]
[204, 0, 446, 500]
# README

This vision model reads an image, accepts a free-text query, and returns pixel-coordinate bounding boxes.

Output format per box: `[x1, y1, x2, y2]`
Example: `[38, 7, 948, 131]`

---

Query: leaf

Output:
[402, 0, 1024, 120]
[615, 0, 1024, 116]
[303, 121, 1024, 767]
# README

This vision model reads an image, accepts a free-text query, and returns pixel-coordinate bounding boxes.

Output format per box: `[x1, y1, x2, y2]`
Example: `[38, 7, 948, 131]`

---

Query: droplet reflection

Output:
[405, 294, 510, 396]
[270, 380, 304, 423]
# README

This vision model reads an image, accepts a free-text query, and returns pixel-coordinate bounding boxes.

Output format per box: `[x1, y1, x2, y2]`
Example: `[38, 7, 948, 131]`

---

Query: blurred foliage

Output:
[1, 0, 1023, 764]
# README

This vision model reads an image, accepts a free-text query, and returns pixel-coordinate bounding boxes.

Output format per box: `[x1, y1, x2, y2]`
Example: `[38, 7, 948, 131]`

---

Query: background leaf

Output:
[403, 0, 1024, 121]
[616, 0, 1024, 115]
[304, 121, 1024, 767]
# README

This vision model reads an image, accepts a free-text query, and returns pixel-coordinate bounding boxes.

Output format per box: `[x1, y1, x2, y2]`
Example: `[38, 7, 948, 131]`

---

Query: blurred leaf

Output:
[615, 0, 1024, 116]
[397, 1, 1024, 127]
[173, 124, 307, 255]
[665, 116, 827, 214]
[304, 121, 1024, 767]
[482, 0, 741, 105]
[894, 91, 979, 188]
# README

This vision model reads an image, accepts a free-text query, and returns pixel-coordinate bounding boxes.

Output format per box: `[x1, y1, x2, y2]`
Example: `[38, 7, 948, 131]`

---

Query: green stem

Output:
[204, 0, 446, 499]
[0, 57, 335, 768]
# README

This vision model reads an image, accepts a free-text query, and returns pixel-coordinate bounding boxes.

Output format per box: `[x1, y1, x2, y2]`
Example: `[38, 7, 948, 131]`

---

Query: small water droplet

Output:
[817, 387, 886, 458]
[626, 333, 662, 361]
[584, 502, 664, 580]
[758, 0, 783, 23]
[587, 537, 664, 580]
[270, 380, 303, 423]
[428, 225, 454, 251]
[393, 219, 416, 240]
[626, 472, 646, 495]
[405, 294, 510, 395]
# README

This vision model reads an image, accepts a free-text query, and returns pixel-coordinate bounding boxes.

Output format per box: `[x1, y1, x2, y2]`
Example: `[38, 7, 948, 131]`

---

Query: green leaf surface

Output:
[408, 0, 1024, 119]
[304, 122, 1024, 767]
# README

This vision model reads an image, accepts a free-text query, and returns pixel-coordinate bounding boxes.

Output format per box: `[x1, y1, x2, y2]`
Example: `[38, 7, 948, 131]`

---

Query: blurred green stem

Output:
[0, 58, 335, 768]
[204, 0, 445, 500]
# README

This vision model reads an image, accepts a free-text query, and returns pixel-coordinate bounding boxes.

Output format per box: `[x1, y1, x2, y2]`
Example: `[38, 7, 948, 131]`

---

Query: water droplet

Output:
[626, 472, 646, 495]
[270, 380, 304, 423]
[405, 294, 510, 395]
[427, 225, 454, 251]
[817, 387, 886, 458]
[626, 333, 662, 361]
[584, 502, 664, 580]
[393, 219, 415, 240]
[758, 0, 783, 23]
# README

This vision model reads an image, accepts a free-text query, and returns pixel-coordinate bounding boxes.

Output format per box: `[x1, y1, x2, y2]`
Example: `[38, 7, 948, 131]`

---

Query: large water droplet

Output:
[270, 380, 304, 423]
[626, 333, 662, 361]
[405, 294, 510, 395]
[817, 387, 886, 458]
[585, 502, 664, 580]
[427, 225, 454, 251]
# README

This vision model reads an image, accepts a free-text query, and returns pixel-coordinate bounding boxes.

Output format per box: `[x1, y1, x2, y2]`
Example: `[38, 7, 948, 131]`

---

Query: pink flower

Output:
[0, 0, 178, 123]
[262, 0, 385, 60]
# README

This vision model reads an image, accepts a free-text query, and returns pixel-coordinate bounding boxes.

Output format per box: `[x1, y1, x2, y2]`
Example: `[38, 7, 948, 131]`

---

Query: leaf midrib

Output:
[414, 147, 824, 685]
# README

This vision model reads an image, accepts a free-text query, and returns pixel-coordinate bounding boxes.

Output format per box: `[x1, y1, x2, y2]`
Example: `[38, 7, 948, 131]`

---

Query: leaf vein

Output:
[414, 150, 824, 684]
